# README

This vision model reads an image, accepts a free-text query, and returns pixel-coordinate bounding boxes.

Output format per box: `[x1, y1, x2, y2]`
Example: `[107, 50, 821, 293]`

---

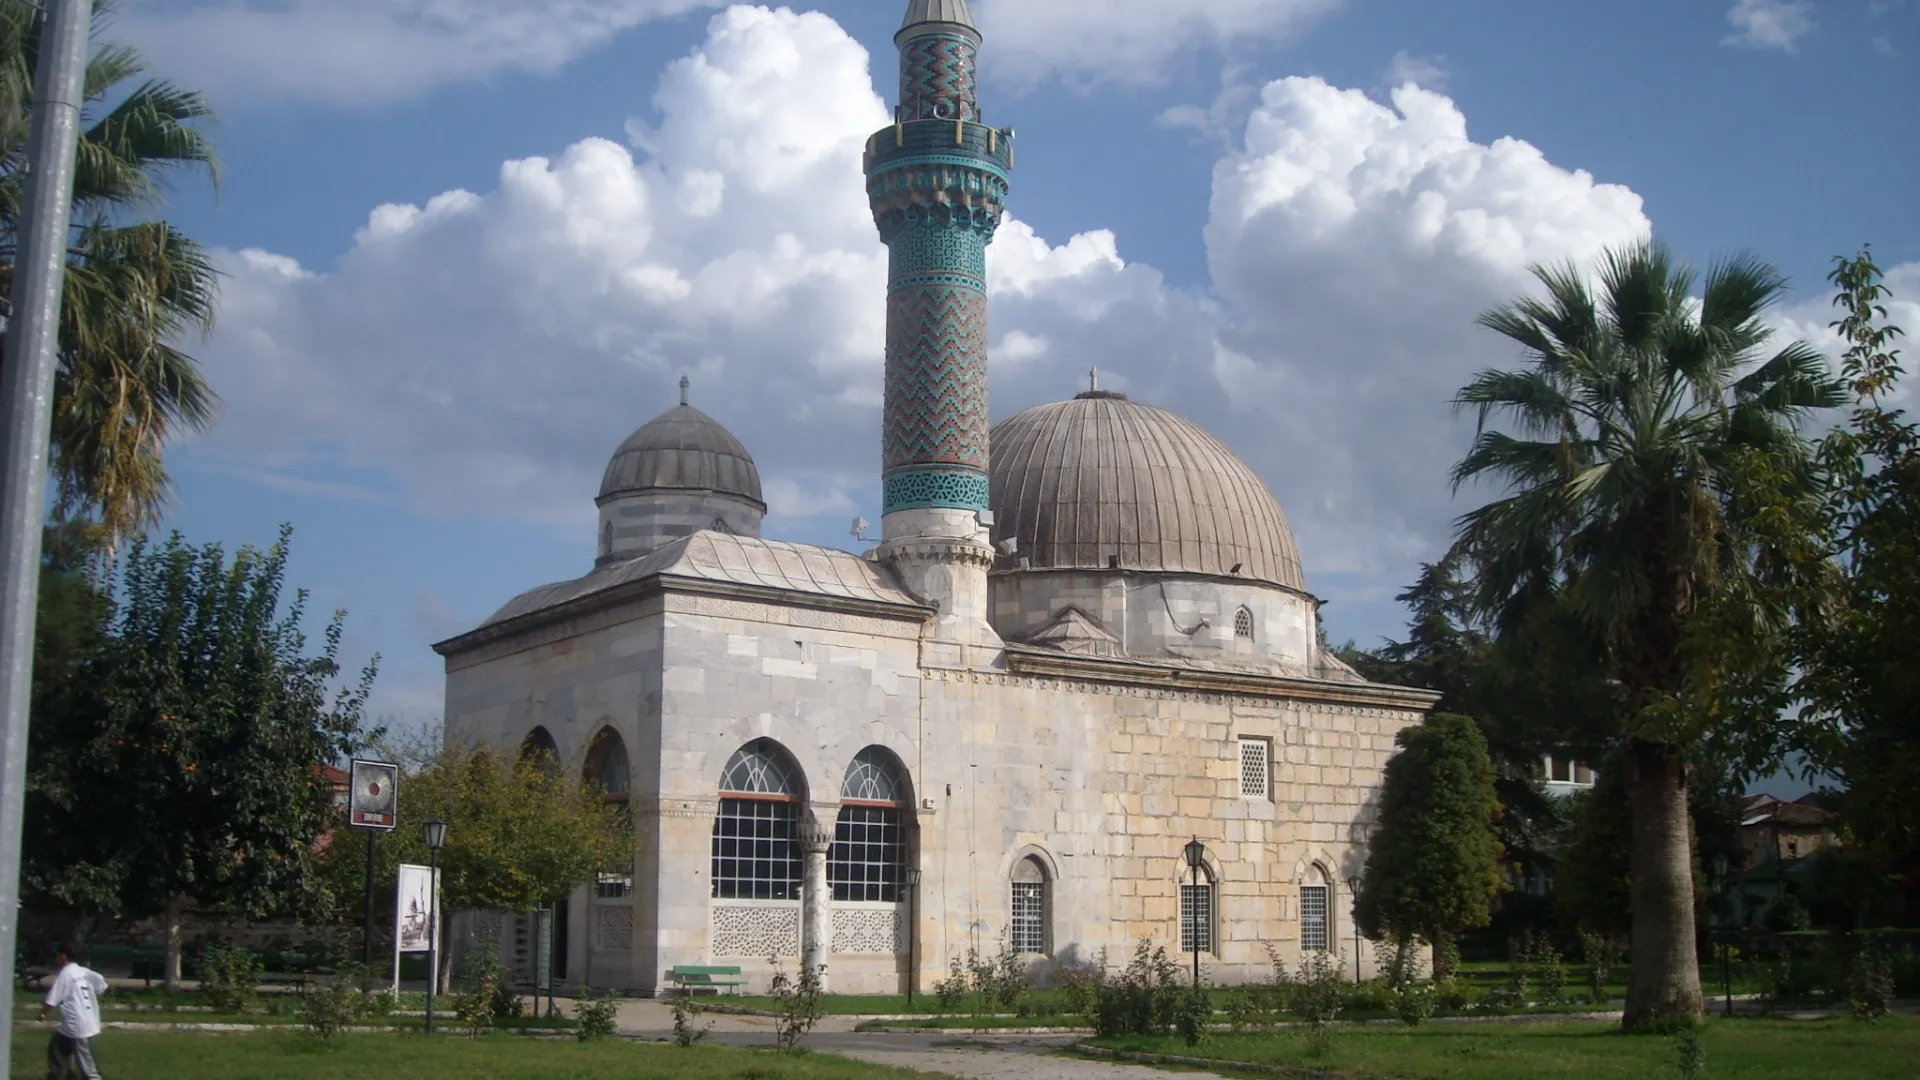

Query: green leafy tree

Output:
[1451, 241, 1842, 1028]
[1799, 250, 1919, 882]
[1356, 713, 1505, 979]
[24, 526, 378, 990]
[0, 0, 219, 542]
[321, 738, 631, 990]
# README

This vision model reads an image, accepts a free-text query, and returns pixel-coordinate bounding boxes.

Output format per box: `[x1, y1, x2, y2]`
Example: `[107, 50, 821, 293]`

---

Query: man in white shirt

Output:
[37, 950, 107, 1079]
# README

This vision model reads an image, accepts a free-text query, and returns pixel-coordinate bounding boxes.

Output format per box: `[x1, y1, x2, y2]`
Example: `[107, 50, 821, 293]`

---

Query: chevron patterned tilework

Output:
[900, 34, 978, 121]
[884, 281, 989, 471]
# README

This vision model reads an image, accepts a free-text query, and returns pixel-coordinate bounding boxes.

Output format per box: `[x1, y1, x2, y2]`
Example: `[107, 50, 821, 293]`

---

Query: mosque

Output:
[434, 0, 1437, 995]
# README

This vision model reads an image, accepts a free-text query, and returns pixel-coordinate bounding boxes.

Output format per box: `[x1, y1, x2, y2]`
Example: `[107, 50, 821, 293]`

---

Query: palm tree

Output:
[0, 0, 218, 545]
[1450, 242, 1842, 1029]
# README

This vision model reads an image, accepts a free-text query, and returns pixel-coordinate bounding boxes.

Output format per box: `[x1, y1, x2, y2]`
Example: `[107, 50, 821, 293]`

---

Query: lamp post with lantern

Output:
[423, 818, 448, 1035]
[905, 867, 923, 1008]
[1183, 838, 1208, 988]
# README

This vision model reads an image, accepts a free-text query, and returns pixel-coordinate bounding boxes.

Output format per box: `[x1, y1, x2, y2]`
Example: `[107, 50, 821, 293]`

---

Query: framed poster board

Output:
[395, 864, 439, 954]
[349, 759, 399, 831]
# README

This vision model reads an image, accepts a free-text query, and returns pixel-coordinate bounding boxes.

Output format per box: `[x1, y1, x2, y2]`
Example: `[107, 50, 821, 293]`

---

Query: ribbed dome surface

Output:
[599, 404, 764, 506]
[989, 393, 1306, 592]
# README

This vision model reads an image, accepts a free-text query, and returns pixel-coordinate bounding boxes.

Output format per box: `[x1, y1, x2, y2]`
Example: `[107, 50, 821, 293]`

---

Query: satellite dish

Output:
[996, 538, 1019, 556]
[851, 518, 872, 542]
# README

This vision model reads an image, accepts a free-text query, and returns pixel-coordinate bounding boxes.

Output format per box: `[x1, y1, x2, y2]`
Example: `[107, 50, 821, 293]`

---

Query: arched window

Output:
[712, 740, 803, 901]
[1301, 865, 1332, 952]
[584, 726, 631, 801]
[830, 748, 909, 903]
[1011, 857, 1050, 955]
[520, 727, 561, 779]
[1180, 865, 1215, 955]
[601, 520, 614, 556]
[1234, 607, 1255, 641]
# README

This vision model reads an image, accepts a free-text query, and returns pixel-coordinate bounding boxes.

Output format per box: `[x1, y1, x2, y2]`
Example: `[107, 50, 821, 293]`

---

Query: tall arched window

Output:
[712, 740, 803, 900]
[520, 727, 561, 779]
[1234, 607, 1255, 641]
[584, 727, 631, 802]
[1301, 865, 1332, 952]
[1011, 857, 1050, 955]
[1180, 865, 1215, 955]
[830, 748, 909, 903]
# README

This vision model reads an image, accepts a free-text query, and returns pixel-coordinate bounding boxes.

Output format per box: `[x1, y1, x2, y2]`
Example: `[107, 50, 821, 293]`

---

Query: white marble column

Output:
[800, 815, 833, 992]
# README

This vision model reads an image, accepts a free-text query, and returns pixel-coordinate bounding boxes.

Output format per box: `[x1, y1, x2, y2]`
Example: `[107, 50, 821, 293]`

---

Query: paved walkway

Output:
[604, 1000, 1228, 1079]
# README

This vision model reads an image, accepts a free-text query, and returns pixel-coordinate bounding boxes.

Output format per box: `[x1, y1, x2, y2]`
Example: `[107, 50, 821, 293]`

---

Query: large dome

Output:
[988, 391, 1306, 592]
[599, 401, 764, 508]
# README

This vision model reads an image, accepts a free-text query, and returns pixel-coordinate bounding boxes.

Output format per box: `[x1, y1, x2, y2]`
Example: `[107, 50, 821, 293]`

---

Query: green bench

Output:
[666, 965, 744, 995]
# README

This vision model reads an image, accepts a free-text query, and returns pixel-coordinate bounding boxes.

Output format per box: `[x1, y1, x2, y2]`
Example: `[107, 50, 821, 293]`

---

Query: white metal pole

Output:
[0, 1, 94, 1075]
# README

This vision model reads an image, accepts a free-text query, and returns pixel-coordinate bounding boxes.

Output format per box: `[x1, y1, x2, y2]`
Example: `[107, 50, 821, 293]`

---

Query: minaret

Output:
[866, 0, 1011, 657]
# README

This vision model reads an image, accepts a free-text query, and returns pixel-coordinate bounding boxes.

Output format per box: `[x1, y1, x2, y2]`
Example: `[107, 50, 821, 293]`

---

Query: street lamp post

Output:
[1346, 877, 1362, 984]
[905, 868, 923, 1009]
[1183, 838, 1208, 989]
[424, 818, 448, 1035]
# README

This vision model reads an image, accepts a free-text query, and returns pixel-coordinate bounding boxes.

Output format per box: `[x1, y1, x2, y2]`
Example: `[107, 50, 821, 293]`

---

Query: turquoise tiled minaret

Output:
[867, 0, 1012, 530]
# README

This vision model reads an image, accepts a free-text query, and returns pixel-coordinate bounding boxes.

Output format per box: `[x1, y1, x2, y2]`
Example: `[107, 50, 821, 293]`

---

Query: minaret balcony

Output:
[863, 118, 1014, 180]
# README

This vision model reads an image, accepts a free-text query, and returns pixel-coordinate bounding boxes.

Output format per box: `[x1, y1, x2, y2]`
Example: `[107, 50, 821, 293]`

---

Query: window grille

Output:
[829, 805, 906, 902]
[1011, 882, 1047, 953]
[841, 748, 904, 803]
[1239, 738, 1270, 799]
[596, 872, 633, 900]
[1180, 883, 1213, 954]
[1234, 607, 1255, 640]
[711, 798, 801, 900]
[720, 742, 797, 797]
[1300, 885, 1330, 951]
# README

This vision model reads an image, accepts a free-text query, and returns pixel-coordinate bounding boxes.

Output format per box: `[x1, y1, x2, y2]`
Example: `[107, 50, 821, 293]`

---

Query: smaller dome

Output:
[599, 385, 764, 507]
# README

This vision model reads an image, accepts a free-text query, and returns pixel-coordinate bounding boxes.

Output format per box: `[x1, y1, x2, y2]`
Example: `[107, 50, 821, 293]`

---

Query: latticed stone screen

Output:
[831, 907, 906, 954]
[1300, 885, 1330, 952]
[1180, 883, 1213, 954]
[1240, 738, 1270, 799]
[595, 906, 634, 952]
[711, 905, 801, 959]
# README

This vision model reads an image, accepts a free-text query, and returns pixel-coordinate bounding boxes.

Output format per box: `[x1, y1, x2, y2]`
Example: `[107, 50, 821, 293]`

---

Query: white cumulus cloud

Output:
[974, 0, 1341, 88]
[1198, 78, 1652, 583]
[182, 6, 1675, 643]
[120, 0, 724, 106]
[1724, 0, 1816, 52]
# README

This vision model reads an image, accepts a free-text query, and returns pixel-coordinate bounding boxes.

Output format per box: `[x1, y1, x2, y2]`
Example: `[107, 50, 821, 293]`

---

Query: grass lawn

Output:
[1090, 1017, 1920, 1079]
[6, 1030, 952, 1080]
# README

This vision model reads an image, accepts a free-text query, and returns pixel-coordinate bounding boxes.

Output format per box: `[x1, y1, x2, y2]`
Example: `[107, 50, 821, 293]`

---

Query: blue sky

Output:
[112, 0, 1917, 731]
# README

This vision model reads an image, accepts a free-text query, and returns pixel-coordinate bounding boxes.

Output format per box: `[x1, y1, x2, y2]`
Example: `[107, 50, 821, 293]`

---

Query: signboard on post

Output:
[534, 909, 553, 994]
[395, 864, 439, 953]
[348, 759, 399, 830]
[392, 863, 440, 993]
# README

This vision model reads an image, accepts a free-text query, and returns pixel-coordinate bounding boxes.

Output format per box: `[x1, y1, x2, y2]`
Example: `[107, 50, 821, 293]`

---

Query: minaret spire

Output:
[864, 0, 1013, 657]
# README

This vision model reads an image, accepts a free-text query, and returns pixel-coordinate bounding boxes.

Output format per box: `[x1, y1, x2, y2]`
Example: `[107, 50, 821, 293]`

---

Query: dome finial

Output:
[1089, 367, 1100, 393]
[679, 374, 690, 407]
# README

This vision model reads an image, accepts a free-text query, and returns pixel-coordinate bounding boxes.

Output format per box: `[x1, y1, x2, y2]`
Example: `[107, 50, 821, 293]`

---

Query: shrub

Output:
[670, 994, 710, 1046]
[1851, 941, 1894, 1023]
[299, 969, 367, 1042]
[452, 943, 506, 1038]
[1675, 1029, 1707, 1079]
[575, 987, 621, 1042]
[198, 941, 261, 1015]
[1394, 980, 1436, 1026]
[933, 952, 970, 1010]
[1091, 940, 1185, 1038]
[1175, 984, 1212, 1048]
[768, 959, 824, 1050]
[1578, 930, 1620, 1005]
[1058, 965, 1100, 1021]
